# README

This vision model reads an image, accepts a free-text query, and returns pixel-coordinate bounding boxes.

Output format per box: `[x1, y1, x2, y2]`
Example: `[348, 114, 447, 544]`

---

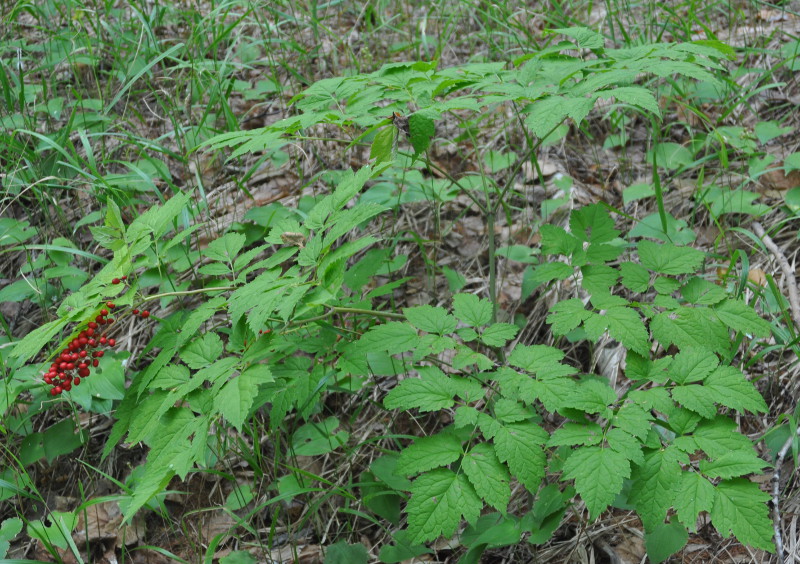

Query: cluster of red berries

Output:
[43, 302, 121, 396]
[42, 275, 153, 397]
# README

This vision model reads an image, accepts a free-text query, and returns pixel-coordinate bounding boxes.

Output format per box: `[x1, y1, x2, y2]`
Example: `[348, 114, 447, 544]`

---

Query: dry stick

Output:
[752, 222, 800, 331]
[754, 221, 800, 562]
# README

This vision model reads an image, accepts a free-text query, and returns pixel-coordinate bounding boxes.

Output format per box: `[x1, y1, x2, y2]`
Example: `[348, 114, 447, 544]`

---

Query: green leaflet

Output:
[396, 432, 463, 476]
[462, 443, 511, 511]
[384, 366, 458, 412]
[674, 472, 715, 530]
[710, 479, 775, 552]
[563, 446, 631, 519]
[406, 470, 482, 544]
[638, 240, 705, 275]
[403, 305, 457, 335]
[452, 293, 493, 327]
[629, 447, 686, 530]
[493, 422, 548, 491]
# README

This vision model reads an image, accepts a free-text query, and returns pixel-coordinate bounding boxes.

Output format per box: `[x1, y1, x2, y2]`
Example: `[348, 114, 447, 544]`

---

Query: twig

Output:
[772, 424, 800, 562]
[752, 222, 800, 332]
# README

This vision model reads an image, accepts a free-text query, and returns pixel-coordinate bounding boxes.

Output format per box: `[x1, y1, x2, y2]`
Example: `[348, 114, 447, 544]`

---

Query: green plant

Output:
[352, 204, 775, 562]
[5, 18, 784, 563]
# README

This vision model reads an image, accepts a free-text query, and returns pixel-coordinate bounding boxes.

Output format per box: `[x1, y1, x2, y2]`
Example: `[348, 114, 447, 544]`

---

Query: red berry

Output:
[100, 309, 108, 316]
[62, 383, 71, 391]
[54, 386, 63, 394]
[99, 337, 107, 345]
[97, 350, 104, 358]
[121, 275, 127, 280]
[44, 376, 52, 384]
[74, 377, 81, 385]
[112, 278, 120, 284]
[50, 388, 58, 396]
[79, 350, 87, 358]
[92, 359, 99, 367]
[86, 328, 95, 336]
[79, 337, 88, 346]
[78, 369, 89, 377]
[88, 322, 98, 329]
[132, 309, 139, 315]
[108, 338, 116, 347]
[107, 302, 115, 309]
[88, 339, 97, 347]
[141, 311, 150, 319]
[66, 363, 75, 371]
[107, 318, 114, 324]
[59, 362, 68, 370]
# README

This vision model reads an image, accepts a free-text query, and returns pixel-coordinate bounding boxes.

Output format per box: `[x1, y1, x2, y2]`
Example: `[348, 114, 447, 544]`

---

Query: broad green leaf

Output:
[493, 422, 548, 491]
[371, 125, 396, 164]
[638, 240, 705, 275]
[453, 293, 493, 327]
[703, 366, 768, 414]
[528, 262, 574, 285]
[408, 114, 435, 155]
[613, 403, 654, 439]
[481, 323, 519, 347]
[125, 409, 204, 519]
[605, 306, 649, 356]
[563, 446, 631, 519]
[406, 470, 482, 544]
[619, 261, 651, 292]
[581, 264, 619, 294]
[526, 95, 595, 138]
[508, 344, 567, 373]
[651, 308, 730, 354]
[403, 305, 457, 335]
[710, 479, 774, 552]
[205, 232, 246, 262]
[180, 332, 224, 369]
[603, 86, 660, 116]
[214, 368, 260, 431]
[606, 428, 644, 465]
[713, 299, 771, 338]
[699, 451, 769, 479]
[11, 317, 69, 364]
[547, 298, 591, 335]
[323, 204, 387, 249]
[692, 417, 756, 459]
[645, 518, 688, 564]
[570, 204, 620, 243]
[539, 224, 579, 256]
[674, 472, 715, 530]
[629, 447, 684, 529]
[491, 399, 532, 423]
[384, 366, 457, 412]
[396, 433, 463, 475]
[667, 348, 718, 384]
[547, 422, 603, 447]
[551, 26, 605, 49]
[569, 379, 616, 415]
[679, 277, 726, 305]
[359, 322, 420, 354]
[671, 385, 718, 419]
[462, 443, 510, 511]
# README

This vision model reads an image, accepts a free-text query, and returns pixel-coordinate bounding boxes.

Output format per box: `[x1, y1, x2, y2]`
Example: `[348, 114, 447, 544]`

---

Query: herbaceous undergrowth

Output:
[7, 25, 777, 563]
[351, 204, 774, 560]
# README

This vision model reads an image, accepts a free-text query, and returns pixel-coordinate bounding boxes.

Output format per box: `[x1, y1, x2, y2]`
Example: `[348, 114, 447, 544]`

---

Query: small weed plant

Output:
[6, 25, 782, 563]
